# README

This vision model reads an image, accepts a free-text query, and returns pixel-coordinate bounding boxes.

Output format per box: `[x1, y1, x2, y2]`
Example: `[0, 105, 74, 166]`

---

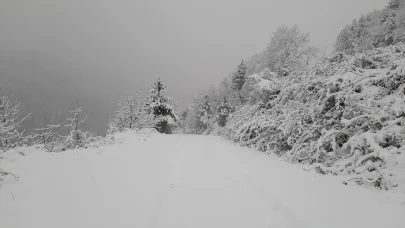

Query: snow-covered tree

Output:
[0, 96, 30, 152]
[148, 79, 178, 134]
[232, 60, 247, 91]
[197, 95, 213, 128]
[335, 0, 405, 54]
[218, 76, 242, 108]
[180, 108, 189, 121]
[63, 105, 87, 149]
[217, 96, 232, 127]
[231, 60, 248, 104]
[176, 107, 189, 131]
[109, 91, 154, 133]
[265, 25, 318, 76]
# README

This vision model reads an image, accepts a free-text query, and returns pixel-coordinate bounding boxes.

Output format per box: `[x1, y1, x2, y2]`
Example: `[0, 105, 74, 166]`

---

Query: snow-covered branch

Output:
[0, 96, 31, 152]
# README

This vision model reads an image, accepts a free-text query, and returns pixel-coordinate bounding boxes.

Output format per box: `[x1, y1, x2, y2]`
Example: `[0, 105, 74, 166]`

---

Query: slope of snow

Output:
[1, 132, 404, 228]
[223, 43, 405, 191]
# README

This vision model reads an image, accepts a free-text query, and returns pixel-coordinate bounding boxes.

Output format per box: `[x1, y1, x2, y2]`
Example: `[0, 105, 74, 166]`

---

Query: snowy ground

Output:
[1, 132, 405, 228]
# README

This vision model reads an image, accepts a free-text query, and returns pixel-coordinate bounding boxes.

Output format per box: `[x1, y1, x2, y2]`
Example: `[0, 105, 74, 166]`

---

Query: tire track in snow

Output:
[148, 136, 183, 228]
[146, 137, 174, 228]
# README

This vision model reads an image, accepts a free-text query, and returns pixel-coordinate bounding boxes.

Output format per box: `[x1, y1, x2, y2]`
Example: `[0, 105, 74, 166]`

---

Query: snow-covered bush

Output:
[247, 70, 285, 105]
[223, 43, 405, 190]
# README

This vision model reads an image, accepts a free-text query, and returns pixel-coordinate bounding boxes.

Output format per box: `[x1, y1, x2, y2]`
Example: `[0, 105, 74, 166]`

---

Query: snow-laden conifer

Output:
[217, 96, 232, 127]
[147, 79, 178, 134]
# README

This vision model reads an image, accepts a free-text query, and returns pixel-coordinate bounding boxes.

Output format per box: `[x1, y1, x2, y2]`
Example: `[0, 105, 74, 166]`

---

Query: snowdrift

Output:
[223, 43, 405, 191]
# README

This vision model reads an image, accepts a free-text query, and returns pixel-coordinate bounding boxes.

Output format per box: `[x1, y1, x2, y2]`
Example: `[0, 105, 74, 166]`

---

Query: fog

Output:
[0, 0, 388, 134]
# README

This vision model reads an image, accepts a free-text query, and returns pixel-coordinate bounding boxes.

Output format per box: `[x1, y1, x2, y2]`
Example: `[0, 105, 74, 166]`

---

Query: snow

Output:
[248, 71, 282, 91]
[1, 132, 405, 228]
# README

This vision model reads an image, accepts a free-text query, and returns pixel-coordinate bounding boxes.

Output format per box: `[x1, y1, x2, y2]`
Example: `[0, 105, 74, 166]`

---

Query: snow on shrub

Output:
[223, 43, 405, 190]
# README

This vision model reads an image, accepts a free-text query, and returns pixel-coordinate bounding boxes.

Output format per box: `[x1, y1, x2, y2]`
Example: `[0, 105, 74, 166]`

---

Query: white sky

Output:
[0, 0, 388, 133]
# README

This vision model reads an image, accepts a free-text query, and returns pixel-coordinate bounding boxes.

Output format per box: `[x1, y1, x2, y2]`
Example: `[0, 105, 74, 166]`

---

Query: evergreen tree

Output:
[217, 96, 232, 127]
[197, 95, 213, 127]
[231, 61, 248, 104]
[148, 79, 178, 134]
[232, 60, 247, 91]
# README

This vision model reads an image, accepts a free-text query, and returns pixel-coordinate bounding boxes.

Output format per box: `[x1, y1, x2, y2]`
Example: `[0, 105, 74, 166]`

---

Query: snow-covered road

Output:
[1, 133, 404, 228]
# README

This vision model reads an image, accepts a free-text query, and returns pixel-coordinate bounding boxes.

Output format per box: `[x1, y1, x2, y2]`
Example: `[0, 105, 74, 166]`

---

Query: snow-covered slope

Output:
[223, 43, 405, 191]
[1, 132, 404, 228]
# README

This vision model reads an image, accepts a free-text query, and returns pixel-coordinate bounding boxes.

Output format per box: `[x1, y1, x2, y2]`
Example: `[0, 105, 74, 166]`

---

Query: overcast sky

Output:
[0, 0, 388, 133]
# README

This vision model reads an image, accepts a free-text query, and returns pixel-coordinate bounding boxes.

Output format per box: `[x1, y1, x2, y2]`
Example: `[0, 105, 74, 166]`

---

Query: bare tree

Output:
[30, 111, 61, 152]
[109, 91, 154, 133]
[63, 105, 87, 149]
[0, 96, 30, 152]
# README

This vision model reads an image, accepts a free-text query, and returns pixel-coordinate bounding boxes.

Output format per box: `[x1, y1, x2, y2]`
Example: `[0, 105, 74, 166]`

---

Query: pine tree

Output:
[197, 95, 213, 128]
[232, 60, 247, 91]
[217, 96, 232, 127]
[148, 79, 178, 134]
[231, 60, 248, 104]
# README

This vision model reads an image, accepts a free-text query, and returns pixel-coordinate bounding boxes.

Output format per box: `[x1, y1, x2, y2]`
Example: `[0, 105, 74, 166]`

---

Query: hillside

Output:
[220, 43, 405, 191]
[335, 0, 405, 54]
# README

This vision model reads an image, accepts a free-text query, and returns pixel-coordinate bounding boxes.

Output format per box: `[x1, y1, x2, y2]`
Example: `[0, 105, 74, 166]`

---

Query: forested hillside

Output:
[223, 44, 405, 190]
[335, 0, 405, 54]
